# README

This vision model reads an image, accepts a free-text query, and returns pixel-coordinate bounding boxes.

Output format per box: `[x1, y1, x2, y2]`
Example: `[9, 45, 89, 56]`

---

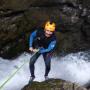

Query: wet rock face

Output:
[22, 79, 87, 90]
[0, 0, 90, 59]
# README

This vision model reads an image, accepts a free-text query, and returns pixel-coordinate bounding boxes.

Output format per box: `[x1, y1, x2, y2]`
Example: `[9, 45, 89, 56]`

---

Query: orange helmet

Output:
[44, 21, 56, 32]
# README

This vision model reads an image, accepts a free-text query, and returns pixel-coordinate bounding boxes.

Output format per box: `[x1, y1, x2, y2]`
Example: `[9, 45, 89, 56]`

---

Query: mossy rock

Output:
[22, 79, 87, 90]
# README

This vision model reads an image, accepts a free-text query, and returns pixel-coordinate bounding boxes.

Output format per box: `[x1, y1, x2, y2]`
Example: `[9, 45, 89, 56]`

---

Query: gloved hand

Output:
[29, 47, 39, 53]
[33, 49, 39, 52]
[29, 47, 34, 52]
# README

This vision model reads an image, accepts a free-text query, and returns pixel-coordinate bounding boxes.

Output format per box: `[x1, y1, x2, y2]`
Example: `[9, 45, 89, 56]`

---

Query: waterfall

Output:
[0, 51, 90, 90]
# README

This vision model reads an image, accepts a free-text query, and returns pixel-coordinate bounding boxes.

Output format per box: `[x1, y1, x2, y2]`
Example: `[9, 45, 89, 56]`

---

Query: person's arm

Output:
[29, 30, 37, 48]
[39, 40, 56, 54]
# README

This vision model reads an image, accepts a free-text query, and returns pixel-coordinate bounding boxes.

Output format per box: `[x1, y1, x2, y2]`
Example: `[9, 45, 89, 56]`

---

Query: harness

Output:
[33, 29, 56, 49]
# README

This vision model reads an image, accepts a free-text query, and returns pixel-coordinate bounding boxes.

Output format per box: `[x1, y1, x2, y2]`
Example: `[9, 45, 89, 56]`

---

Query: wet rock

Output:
[21, 79, 87, 90]
[0, 0, 90, 59]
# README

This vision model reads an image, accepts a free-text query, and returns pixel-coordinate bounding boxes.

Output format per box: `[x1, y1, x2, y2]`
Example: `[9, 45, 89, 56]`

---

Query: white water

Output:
[0, 51, 90, 90]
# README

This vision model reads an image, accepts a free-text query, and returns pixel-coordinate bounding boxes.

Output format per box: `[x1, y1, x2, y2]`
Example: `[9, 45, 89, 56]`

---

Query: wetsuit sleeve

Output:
[29, 31, 37, 47]
[39, 40, 56, 54]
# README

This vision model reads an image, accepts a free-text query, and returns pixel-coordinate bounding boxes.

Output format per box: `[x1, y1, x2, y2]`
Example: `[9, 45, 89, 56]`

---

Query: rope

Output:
[0, 51, 39, 89]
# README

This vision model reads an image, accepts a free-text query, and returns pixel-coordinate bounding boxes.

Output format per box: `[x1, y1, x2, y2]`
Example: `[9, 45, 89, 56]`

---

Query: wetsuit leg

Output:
[43, 52, 53, 76]
[29, 53, 40, 77]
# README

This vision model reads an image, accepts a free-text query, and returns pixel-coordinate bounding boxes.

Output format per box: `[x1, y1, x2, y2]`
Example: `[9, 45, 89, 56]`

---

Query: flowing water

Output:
[0, 51, 90, 90]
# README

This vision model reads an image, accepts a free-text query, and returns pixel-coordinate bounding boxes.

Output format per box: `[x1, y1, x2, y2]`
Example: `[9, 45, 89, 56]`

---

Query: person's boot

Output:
[29, 76, 35, 83]
[45, 76, 49, 81]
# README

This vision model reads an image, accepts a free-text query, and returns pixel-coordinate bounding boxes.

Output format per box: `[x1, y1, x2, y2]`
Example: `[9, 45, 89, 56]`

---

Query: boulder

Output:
[22, 79, 87, 90]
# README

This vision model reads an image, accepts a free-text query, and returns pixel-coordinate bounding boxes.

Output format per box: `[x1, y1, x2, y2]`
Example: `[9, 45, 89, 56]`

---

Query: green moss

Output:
[22, 79, 87, 90]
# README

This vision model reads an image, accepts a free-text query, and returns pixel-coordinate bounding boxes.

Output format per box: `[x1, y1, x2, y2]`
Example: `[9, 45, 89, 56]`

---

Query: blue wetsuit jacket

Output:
[29, 30, 56, 54]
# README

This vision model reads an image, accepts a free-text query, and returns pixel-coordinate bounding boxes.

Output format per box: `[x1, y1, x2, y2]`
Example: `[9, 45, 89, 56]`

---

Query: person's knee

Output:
[46, 62, 51, 68]
[30, 60, 35, 67]
[46, 65, 51, 72]
[30, 57, 36, 64]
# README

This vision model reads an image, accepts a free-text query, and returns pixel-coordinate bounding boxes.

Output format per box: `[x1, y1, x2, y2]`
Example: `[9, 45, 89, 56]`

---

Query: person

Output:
[29, 21, 57, 81]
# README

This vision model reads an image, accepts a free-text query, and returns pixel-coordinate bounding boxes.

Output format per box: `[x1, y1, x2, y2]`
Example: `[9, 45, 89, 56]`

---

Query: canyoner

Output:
[29, 20, 57, 82]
